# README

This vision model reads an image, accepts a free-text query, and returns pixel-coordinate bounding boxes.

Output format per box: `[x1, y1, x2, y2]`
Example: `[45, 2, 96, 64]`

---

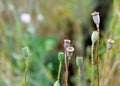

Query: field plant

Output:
[91, 12, 100, 86]
[102, 39, 114, 85]
[64, 39, 75, 86]
[22, 47, 30, 86]
[0, 0, 120, 86]
[76, 56, 83, 86]
[91, 31, 99, 86]
[54, 52, 64, 86]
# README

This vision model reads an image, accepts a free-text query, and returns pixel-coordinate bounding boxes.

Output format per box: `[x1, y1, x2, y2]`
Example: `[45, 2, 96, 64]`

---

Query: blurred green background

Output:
[0, 0, 120, 86]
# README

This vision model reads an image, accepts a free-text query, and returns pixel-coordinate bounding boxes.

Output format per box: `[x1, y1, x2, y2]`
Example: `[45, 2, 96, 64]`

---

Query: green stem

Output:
[91, 43, 94, 86]
[57, 62, 62, 82]
[25, 58, 28, 86]
[78, 67, 81, 86]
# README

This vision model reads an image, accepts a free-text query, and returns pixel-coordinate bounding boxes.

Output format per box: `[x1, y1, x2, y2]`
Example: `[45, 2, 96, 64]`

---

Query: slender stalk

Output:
[65, 64, 68, 86]
[97, 26, 100, 44]
[91, 43, 94, 86]
[64, 51, 67, 66]
[57, 62, 62, 82]
[78, 67, 81, 86]
[24, 58, 28, 86]
[102, 50, 109, 85]
[68, 59, 70, 66]
[96, 27, 100, 86]
[65, 51, 68, 86]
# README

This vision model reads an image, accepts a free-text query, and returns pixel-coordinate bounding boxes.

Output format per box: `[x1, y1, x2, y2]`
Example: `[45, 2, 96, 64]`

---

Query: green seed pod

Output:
[91, 31, 99, 44]
[76, 56, 83, 67]
[22, 47, 29, 58]
[58, 52, 64, 62]
[53, 80, 60, 86]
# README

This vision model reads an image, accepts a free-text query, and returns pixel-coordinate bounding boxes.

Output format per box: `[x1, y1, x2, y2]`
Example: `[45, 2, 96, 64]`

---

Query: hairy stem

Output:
[97, 27, 100, 86]
[91, 43, 94, 86]
[24, 58, 28, 86]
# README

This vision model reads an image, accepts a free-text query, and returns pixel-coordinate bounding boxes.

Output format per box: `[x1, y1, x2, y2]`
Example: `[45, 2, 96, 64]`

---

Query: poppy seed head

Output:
[66, 46, 75, 59]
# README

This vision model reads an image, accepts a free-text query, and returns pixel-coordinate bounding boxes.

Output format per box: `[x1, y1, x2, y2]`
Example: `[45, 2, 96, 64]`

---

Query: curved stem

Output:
[57, 62, 62, 82]
[24, 58, 28, 86]
[91, 43, 94, 86]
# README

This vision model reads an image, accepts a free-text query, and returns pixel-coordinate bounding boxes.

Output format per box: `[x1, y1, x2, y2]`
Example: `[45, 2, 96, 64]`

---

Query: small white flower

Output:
[21, 13, 31, 24]
[37, 14, 44, 22]
[27, 26, 35, 35]
[8, 3, 14, 11]
[91, 11, 100, 28]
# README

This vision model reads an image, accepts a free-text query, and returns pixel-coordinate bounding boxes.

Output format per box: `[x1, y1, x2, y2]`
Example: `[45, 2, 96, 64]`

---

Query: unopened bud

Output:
[91, 31, 99, 44]
[66, 46, 75, 59]
[91, 11, 100, 28]
[54, 80, 60, 86]
[76, 56, 83, 67]
[58, 52, 64, 62]
[64, 39, 71, 49]
[107, 39, 114, 51]
[22, 47, 29, 58]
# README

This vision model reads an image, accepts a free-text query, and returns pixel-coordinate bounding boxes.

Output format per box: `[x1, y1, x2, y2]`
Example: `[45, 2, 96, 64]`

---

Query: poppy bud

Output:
[64, 39, 71, 49]
[76, 56, 83, 67]
[22, 47, 30, 58]
[91, 11, 100, 28]
[91, 31, 99, 44]
[66, 46, 75, 59]
[58, 52, 64, 62]
[107, 39, 114, 51]
[54, 80, 60, 86]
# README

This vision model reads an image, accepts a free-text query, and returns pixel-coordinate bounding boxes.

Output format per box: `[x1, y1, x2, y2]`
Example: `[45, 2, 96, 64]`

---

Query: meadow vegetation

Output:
[0, 0, 120, 86]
